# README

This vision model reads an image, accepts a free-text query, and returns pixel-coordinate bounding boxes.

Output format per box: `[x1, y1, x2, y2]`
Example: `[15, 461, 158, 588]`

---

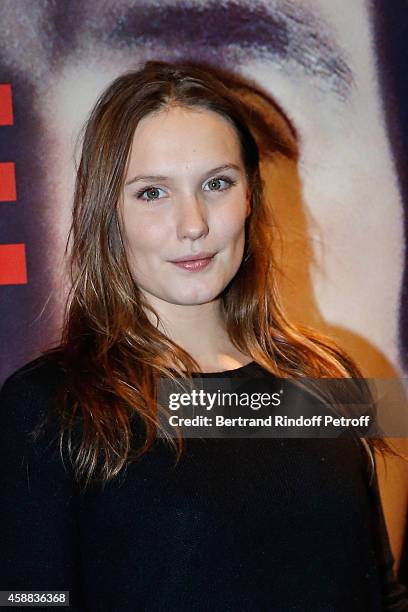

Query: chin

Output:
[172, 294, 220, 306]
[168, 286, 223, 305]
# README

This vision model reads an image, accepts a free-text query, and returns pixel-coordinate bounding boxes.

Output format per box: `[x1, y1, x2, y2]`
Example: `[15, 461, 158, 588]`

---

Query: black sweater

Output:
[1, 354, 408, 611]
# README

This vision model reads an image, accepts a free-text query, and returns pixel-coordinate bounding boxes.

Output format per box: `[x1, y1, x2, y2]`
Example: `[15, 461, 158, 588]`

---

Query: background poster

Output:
[1, 0, 407, 584]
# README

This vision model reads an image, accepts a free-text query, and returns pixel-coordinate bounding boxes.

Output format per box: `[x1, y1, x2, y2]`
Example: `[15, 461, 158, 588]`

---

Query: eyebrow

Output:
[95, 0, 353, 98]
[125, 163, 242, 187]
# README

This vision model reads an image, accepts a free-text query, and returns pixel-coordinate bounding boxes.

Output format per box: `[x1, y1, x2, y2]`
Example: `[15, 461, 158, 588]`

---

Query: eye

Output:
[203, 175, 236, 192]
[136, 186, 167, 202]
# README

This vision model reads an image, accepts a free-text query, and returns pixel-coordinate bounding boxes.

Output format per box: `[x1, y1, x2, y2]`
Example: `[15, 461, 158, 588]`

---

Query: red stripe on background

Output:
[0, 84, 13, 125]
[0, 162, 17, 201]
[0, 244, 27, 285]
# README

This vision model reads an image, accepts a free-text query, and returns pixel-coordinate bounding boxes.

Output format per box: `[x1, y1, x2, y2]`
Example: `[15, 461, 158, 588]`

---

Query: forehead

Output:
[128, 106, 243, 163]
[136, 105, 238, 134]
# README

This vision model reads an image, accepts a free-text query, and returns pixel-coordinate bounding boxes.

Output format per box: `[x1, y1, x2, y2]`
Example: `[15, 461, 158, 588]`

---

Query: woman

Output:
[0, 59, 407, 611]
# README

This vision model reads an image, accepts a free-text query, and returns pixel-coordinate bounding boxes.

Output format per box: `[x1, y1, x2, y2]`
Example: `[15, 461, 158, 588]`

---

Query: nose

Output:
[176, 194, 209, 241]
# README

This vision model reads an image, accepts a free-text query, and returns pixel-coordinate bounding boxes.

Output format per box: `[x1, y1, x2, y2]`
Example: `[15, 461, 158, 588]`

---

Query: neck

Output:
[141, 293, 250, 371]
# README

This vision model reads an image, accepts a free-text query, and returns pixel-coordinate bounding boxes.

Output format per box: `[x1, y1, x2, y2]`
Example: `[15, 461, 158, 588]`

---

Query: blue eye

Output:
[204, 176, 235, 192]
[135, 175, 236, 202]
[136, 186, 166, 201]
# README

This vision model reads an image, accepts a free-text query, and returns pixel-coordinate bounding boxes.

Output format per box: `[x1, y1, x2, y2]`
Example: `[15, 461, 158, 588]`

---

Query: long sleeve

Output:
[0, 360, 84, 610]
[2, 355, 408, 611]
[370, 454, 408, 611]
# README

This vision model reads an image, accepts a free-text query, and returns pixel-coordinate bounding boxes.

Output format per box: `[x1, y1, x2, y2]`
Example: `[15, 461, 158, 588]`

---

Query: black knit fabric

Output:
[1, 354, 407, 611]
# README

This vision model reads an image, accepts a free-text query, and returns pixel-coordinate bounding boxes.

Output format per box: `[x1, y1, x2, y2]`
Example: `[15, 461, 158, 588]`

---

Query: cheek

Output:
[122, 214, 167, 256]
[216, 205, 247, 245]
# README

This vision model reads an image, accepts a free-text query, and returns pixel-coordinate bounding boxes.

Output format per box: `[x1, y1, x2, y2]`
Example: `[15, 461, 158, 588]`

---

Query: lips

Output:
[169, 251, 217, 263]
[170, 253, 216, 272]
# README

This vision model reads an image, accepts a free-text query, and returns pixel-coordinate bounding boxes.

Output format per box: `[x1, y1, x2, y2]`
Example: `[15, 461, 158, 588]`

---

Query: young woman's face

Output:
[121, 105, 250, 309]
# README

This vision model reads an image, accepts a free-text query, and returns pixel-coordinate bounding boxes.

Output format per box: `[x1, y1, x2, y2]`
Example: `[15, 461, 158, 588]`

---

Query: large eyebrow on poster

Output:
[0, 0, 353, 99]
[76, 0, 354, 98]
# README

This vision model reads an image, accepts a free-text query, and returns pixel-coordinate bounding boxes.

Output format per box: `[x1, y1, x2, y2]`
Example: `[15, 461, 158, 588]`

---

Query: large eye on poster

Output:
[0, 1, 408, 609]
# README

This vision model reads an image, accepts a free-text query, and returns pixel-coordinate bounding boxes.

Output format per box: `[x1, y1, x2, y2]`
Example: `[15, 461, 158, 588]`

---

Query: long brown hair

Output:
[50, 59, 400, 489]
